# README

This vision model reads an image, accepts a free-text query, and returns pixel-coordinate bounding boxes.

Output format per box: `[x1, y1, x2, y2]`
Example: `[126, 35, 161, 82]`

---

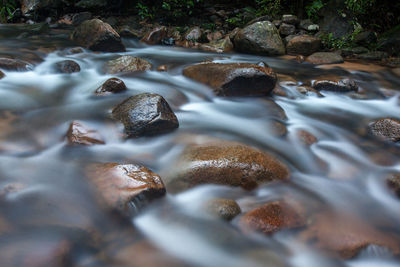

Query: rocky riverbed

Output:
[0, 20, 399, 266]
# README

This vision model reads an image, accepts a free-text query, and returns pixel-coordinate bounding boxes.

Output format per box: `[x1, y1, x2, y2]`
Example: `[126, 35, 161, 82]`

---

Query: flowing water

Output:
[0, 24, 400, 266]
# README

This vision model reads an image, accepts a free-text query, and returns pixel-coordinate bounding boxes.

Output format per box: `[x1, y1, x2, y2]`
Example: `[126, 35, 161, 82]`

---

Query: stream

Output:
[0, 24, 400, 266]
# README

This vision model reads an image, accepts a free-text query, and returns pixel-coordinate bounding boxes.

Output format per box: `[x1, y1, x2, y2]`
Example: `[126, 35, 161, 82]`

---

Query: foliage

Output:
[344, 0, 375, 16]
[136, 1, 154, 20]
[305, 0, 325, 21]
[0, 0, 15, 23]
[254, 0, 281, 18]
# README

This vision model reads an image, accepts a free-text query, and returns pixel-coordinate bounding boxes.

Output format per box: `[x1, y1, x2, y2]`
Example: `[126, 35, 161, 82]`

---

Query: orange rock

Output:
[66, 121, 105, 146]
[141, 26, 167, 45]
[239, 201, 306, 234]
[85, 163, 166, 214]
[156, 65, 168, 72]
[296, 130, 318, 146]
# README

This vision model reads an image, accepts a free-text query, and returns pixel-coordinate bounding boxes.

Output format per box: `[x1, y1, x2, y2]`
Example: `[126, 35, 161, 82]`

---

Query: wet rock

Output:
[54, 60, 80, 74]
[71, 19, 125, 52]
[267, 120, 288, 137]
[299, 211, 400, 259]
[67, 47, 85, 54]
[282, 14, 299, 25]
[104, 56, 152, 74]
[205, 31, 223, 42]
[286, 35, 321, 56]
[204, 198, 241, 221]
[306, 52, 344, 65]
[112, 93, 179, 138]
[368, 118, 400, 143]
[0, 58, 32, 71]
[228, 27, 240, 42]
[239, 201, 306, 235]
[341, 46, 369, 57]
[199, 36, 233, 53]
[85, 163, 166, 214]
[296, 85, 323, 97]
[141, 26, 167, 45]
[296, 130, 318, 146]
[0, 70, 4, 79]
[183, 62, 277, 97]
[95, 78, 127, 96]
[279, 23, 295, 36]
[71, 12, 92, 26]
[261, 99, 288, 120]
[234, 21, 285, 56]
[165, 139, 290, 193]
[156, 65, 168, 72]
[185, 26, 202, 41]
[356, 51, 389, 61]
[312, 78, 358, 92]
[66, 121, 105, 146]
[386, 173, 400, 197]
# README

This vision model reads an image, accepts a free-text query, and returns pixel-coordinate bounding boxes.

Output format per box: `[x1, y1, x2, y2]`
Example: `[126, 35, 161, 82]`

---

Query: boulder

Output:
[299, 211, 400, 259]
[141, 26, 168, 45]
[239, 201, 306, 234]
[182, 62, 277, 96]
[112, 93, 179, 138]
[286, 35, 321, 56]
[368, 118, 400, 143]
[66, 121, 105, 146]
[165, 139, 290, 193]
[279, 23, 295, 36]
[104, 56, 152, 74]
[54, 60, 80, 74]
[95, 78, 127, 96]
[234, 21, 285, 56]
[306, 52, 344, 65]
[282, 14, 299, 25]
[85, 163, 166, 214]
[204, 198, 241, 221]
[71, 12, 92, 26]
[354, 31, 377, 47]
[312, 78, 358, 92]
[356, 51, 389, 61]
[0, 58, 32, 71]
[71, 19, 125, 52]
[341, 47, 369, 57]
[378, 27, 400, 56]
[185, 26, 202, 41]
[199, 36, 233, 53]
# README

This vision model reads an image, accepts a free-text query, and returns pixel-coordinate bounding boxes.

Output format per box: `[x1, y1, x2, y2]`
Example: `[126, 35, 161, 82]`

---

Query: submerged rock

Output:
[204, 198, 241, 221]
[312, 78, 358, 92]
[234, 21, 285, 56]
[368, 118, 400, 143]
[306, 52, 344, 65]
[85, 163, 166, 214]
[112, 93, 179, 138]
[0, 58, 32, 71]
[54, 60, 80, 74]
[386, 173, 400, 197]
[165, 139, 290, 193]
[299, 211, 400, 259]
[104, 56, 152, 74]
[94, 78, 127, 96]
[239, 201, 306, 234]
[66, 121, 105, 146]
[71, 19, 125, 52]
[286, 35, 321, 56]
[182, 62, 277, 96]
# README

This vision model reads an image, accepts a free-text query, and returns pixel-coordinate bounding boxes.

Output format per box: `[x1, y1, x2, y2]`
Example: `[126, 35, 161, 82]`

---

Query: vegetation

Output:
[0, 0, 15, 23]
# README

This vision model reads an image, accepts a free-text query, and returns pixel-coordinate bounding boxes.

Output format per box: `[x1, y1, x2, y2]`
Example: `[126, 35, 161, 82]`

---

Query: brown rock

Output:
[296, 85, 323, 97]
[0, 57, 32, 71]
[296, 130, 318, 146]
[204, 198, 241, 221]
[141, 26, 168, 45]
[71, 19, 125, 52]
[312, 78, 358, 92]
[386, 173, 400, 197]
[156, 65, 168, 72]
[279, 23, 296, 36]
[185, 26, 202, 41]
[299, 211, 400, 259]
[85, 163, 166, 214]
[112, 93, 179, 138]
[165, 139, 290, 193]
[54, 60, 80, 74]
[239, 201, 306, 235]
[95, 78, 127, 96]
[306, 52, 344, 65]
[286, 35, 321, 56]
[199, 36, 233, 53]
[0, 70, 4, 79]
[268, 120, 287, 137]
[368, 118, 400, 143]
[183, 62, 277, 97]
[66, 121, 105, 146]
[104, 56, 152, 74]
